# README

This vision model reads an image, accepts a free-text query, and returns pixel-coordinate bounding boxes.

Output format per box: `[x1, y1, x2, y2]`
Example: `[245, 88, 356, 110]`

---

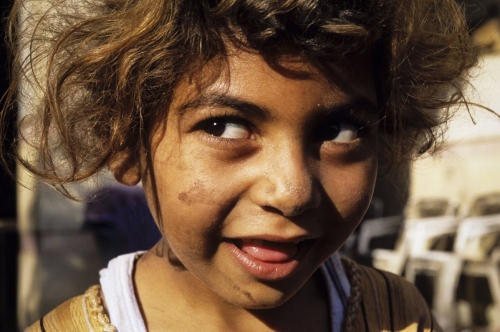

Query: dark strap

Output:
[375, 269, 394, 332]
[428, 300, 435, 332]
[360, 298, 370, 332]
[40, 315, 47, 332]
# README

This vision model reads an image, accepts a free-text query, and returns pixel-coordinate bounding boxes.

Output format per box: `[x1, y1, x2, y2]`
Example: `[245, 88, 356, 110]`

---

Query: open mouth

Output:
[224, 238, 313, 280]
[235, 239, 301, 263]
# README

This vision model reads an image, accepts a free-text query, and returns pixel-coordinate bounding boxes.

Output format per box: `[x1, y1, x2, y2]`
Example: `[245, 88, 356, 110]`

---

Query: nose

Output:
[250, 143, 321, 217]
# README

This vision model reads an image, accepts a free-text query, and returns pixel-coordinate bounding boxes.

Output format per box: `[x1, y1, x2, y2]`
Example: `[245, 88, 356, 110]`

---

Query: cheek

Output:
[317, 157, 377, 255]
[322, 155, 378, 224]
[145, 158, 237, 260]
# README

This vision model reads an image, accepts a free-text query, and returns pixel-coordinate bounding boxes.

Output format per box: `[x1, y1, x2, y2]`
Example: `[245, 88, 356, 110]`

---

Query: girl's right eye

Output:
[202, 120, 252, 139]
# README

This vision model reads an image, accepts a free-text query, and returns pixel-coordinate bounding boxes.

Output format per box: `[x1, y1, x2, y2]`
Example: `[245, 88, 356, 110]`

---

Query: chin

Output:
[232, 294, 289, 310]
[221, 279, 302, 310]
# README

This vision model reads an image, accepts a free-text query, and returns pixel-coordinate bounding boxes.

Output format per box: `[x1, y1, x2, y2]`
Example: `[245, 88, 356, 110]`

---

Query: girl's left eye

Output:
[314, 122, 360, 143]
[202, 120, 252, 139]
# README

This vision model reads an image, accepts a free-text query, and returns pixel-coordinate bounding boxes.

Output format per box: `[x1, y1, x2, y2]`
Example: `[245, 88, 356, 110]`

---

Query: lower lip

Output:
[224, 241, 306, 281]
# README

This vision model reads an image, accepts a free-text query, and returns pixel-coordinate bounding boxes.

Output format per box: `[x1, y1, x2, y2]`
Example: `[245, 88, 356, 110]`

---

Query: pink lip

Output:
[224, 240, 310, 281]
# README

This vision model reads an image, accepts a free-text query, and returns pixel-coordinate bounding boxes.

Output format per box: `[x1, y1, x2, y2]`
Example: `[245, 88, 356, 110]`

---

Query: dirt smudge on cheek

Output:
[177, 192, 191, 205]
[177, 179, 214, 206]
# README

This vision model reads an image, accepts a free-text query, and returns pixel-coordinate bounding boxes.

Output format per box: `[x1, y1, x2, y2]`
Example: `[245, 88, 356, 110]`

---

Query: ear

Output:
[108, 151, 141, 186]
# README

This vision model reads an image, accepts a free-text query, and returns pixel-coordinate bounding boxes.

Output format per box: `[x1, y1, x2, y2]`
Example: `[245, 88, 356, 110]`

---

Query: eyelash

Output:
[194, 112, 372, 147]
[194, 113, 255, 145]
[313, 115, 370, 143]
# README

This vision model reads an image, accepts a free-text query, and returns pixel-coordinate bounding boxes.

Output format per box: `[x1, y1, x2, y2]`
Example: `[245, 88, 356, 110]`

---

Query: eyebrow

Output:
[178, 94, 271, 120]
[177, 93, 378, 120]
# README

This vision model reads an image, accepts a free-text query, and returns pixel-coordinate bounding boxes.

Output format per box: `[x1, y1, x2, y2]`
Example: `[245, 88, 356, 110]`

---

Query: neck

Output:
[133, 242, 330, 331]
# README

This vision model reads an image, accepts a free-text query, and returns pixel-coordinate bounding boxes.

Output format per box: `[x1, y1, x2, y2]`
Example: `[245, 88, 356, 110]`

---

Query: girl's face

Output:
[137, 50, 378, 308]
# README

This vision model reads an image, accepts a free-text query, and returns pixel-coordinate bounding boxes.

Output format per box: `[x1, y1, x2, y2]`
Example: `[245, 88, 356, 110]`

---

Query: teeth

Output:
[293, 240, 300, 244]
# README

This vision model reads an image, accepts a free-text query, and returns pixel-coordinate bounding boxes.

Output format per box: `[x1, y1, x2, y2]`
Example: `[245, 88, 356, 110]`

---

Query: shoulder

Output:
[341, 257, 442, 332]
[25, 285, 116, 332]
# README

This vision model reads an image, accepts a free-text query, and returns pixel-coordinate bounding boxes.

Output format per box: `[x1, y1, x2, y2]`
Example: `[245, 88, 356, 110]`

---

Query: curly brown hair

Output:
[2, 0, 477, 190]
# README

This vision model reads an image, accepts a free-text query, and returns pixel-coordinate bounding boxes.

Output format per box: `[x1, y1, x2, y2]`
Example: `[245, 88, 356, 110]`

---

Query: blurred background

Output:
[1, 0, 500, 331]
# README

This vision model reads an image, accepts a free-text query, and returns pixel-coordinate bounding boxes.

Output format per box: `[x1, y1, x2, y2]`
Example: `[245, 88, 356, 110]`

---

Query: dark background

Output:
[0, 0, 18, 331]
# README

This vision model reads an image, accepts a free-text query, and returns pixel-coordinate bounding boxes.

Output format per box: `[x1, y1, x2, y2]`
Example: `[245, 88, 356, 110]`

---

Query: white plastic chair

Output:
[405, 251, 462, 332]
[373, 215, 459, 275]
[454, 213, 500, 330]
[356, 215, 404, 256]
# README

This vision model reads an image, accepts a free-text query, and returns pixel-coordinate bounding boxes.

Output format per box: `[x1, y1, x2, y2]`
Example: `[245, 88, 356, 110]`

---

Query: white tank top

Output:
[100, 251, 350, 332]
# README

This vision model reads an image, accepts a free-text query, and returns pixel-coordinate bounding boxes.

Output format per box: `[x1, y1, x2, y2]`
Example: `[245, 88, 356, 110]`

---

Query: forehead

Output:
[171, 50, 377, 116]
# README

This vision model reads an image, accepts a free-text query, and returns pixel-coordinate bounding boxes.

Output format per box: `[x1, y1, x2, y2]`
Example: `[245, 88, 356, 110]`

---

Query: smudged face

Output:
[141, 51, 378, 308]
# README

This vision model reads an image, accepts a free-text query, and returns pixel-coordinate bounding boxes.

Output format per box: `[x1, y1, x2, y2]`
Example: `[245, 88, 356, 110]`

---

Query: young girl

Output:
[3, 0, 477, 331]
